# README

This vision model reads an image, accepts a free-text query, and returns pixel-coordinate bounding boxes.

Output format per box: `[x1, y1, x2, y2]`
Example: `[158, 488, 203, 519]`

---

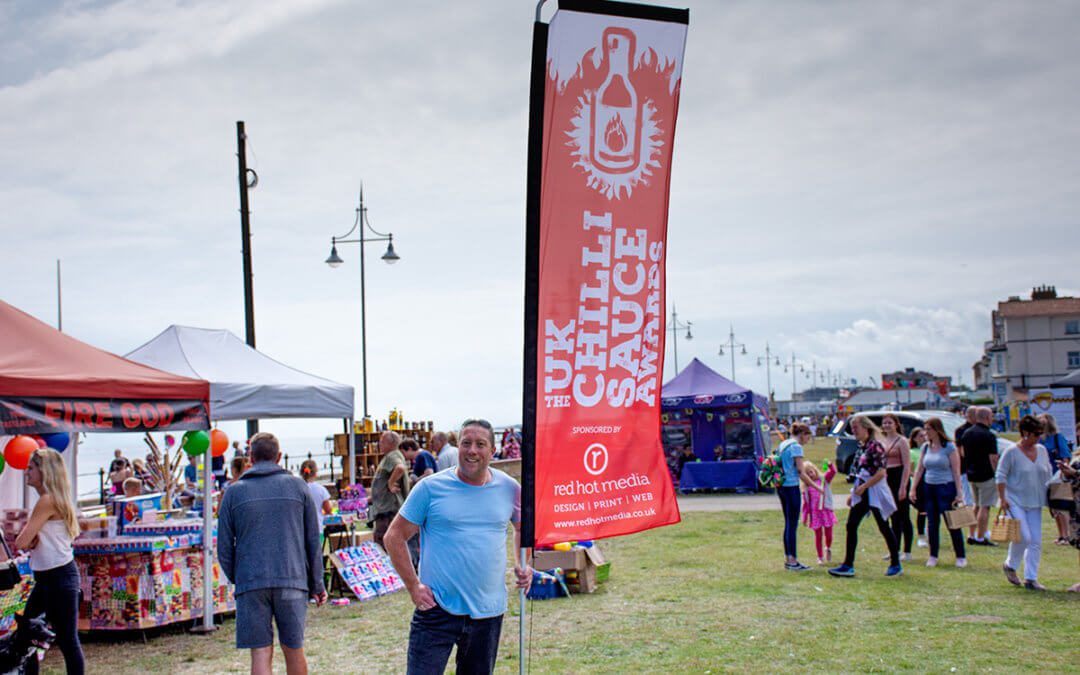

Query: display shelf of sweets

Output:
[334, 423, 433, 488]
[72, 535, 197, 555]
[122, 517, 207, 539]
[77, 546, 235, 631]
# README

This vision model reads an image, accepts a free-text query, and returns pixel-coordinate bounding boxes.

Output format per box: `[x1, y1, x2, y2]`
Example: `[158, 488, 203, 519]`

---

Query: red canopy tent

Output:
[0, 298, 210, 505]
[0, 299, 210, 436]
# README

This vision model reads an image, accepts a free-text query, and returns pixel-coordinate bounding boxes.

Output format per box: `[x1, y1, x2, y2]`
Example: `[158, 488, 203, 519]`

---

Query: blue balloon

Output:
[42, 433, 70, 452]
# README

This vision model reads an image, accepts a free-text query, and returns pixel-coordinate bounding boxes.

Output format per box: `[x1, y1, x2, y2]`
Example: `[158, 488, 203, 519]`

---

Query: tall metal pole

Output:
[671, 306, 680, 374]
[56, 259, 62, 331]
[359, 190, 369, 422]
[791, 353, 797, 398]
[729, 327, 736, 381]
[237, 121, 258, 440]
[764, 343, 772, 398]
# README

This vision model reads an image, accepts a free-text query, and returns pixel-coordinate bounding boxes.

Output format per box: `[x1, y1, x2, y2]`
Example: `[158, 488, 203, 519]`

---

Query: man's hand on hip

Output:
[410, 583, 436, 611]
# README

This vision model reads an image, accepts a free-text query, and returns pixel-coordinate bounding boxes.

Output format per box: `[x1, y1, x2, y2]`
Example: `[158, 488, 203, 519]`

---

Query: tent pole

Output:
[70, 432, 79, 506]
[347, 417, 356, 486]
[518, 547, 527, 675]
[194, 448, 217, 633]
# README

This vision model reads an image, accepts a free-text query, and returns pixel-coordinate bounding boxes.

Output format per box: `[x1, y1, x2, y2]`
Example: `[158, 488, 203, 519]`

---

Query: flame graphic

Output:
[604, 113, 627, 152]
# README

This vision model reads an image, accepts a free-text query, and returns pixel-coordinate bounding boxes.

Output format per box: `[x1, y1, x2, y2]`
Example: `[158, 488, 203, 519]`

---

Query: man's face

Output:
[379, 432, 397, 454]
[430, 436, 444, 453]
[457, 425, 494, 484]
[966, 408, 977, 423]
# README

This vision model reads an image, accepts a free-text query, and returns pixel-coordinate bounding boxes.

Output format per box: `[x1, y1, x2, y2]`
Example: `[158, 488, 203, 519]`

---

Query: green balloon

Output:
[0, 453, 5, 474]
[182, 430, 210, 456]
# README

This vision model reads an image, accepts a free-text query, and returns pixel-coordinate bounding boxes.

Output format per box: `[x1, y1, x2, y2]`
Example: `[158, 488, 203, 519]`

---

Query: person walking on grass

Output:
[881, 413, 913, 561]
[962, 407, 999, 547]
[1057, 448, 1080, 592]
[997, 415, 1053, 591]
[1038, 413, 1073, 545]
[13, 449, 84, 675]
[218, 433, 327, 675]
[829, 416, 902, 578]
[384, 419, 532, 675]
[776, 422, 814, 571]
[908, 417, 967, 568]
[908, 427, 929, 549]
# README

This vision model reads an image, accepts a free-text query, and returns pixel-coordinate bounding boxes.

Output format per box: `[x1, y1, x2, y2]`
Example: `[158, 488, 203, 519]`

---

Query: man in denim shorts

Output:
[384, 419, 533, 675]
[219, 433, 326, 674]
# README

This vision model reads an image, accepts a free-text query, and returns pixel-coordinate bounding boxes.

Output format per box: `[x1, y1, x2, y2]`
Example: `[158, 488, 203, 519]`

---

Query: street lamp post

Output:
[756, 342, 780, 399]
[717, 324, 747, 381]
[325, 186, 401, 484]
[668, 306, 693, 374]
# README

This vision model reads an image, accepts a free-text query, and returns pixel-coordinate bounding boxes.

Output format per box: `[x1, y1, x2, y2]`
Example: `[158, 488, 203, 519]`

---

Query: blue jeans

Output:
[924, 482, 966, 559]
[407, 603, 503, 675]
[777, 485, 801, 558]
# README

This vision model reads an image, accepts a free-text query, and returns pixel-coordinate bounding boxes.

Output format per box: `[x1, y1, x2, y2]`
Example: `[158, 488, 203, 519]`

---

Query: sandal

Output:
[1068, 583, 1080, 593]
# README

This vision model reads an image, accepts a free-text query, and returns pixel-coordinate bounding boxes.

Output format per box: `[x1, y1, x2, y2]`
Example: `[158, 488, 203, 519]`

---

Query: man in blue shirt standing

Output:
[384, 419, 533, 675]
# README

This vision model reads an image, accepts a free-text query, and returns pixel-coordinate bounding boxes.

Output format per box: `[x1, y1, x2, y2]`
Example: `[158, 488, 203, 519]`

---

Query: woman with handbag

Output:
[996, 415, 1053, 591]
[14, 448, 84, 674]
[1038, 413, 1073, 544]
[829, 416, 902, 578]
[908, 417, 967, 568]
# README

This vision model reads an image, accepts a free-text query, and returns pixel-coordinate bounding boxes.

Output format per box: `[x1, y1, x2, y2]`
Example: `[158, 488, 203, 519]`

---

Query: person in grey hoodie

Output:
[218, 432, 327, 675]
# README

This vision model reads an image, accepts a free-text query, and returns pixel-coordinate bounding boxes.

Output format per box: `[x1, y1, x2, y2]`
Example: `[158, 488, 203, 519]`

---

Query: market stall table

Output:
[679, 459, 758, 492]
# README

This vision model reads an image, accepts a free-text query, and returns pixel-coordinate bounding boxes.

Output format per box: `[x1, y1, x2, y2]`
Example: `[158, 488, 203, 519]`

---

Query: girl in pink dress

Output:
[803, 461, 839, 564]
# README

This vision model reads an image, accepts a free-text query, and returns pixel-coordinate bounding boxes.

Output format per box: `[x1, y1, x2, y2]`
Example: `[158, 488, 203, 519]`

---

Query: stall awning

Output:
[125, 326, 354, 421]
[0, 299, 210, 434]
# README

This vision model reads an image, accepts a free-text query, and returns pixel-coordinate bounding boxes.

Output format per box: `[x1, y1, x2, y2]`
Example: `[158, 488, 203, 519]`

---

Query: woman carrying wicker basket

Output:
[996, 415, 1053, 591]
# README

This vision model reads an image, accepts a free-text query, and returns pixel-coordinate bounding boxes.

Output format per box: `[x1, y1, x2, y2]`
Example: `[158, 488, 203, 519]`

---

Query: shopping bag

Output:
[944, 504, 977, 530]
[1048, 480, 1075, 514]
[990, 510, 1021, 543]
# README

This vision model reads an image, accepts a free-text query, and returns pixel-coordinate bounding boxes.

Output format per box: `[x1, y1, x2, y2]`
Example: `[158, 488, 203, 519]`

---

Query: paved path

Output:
[678, 492, 852, 512]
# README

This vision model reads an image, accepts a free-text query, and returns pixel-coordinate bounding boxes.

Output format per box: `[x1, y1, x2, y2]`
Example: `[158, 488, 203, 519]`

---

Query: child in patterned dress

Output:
[803, 461, 838, 564]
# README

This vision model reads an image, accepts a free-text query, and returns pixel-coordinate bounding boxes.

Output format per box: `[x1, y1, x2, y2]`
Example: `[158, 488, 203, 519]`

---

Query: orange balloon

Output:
[210, 429, 230, 457]
[4, 436, 38, 470]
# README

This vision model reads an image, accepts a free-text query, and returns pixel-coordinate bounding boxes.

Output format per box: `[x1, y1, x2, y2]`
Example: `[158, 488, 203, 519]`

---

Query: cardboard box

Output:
[533, 546, 606, 594]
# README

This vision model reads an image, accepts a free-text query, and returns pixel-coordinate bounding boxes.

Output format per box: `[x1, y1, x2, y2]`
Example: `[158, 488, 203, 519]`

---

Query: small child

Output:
[802, 461, 838, 565]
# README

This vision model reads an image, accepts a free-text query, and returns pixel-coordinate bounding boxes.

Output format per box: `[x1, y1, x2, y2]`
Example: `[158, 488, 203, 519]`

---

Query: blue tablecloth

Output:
[680, 460, 758, 491]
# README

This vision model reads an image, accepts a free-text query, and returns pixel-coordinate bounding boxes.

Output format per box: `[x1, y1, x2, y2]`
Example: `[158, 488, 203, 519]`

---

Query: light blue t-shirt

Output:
[779, 439, 804, 487]
[920, 442, 957, 485]
[398, 467, 521, 619]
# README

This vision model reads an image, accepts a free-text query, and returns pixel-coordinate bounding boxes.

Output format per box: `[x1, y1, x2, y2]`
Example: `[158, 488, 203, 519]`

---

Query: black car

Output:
[829, 410, 1010, 477]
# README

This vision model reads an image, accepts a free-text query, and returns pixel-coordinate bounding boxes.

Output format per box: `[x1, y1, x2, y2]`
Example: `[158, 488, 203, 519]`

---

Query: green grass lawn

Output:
[52, 505, 1079, 674]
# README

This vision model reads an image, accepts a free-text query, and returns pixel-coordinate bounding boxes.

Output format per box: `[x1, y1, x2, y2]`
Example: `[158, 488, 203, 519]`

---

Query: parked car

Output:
[829, 410, 1011, 478]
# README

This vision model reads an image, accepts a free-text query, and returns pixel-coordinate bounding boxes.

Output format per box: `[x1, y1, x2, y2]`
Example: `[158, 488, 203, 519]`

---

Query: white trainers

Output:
[926, 557, 938, 567]
[900, 552, 912, 562]
[917, 537, 928, 548]
[956, 558, 967, 568]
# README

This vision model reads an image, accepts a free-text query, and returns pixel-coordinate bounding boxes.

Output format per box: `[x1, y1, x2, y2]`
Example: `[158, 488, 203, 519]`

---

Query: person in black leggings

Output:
[829, 416, 902, 578]
[881, 413, 913, 560]
[16, 449, 84, 675]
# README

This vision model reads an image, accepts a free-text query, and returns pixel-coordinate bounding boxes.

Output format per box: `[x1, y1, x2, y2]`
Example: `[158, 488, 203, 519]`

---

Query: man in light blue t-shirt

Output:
[384, 419, 533, 675]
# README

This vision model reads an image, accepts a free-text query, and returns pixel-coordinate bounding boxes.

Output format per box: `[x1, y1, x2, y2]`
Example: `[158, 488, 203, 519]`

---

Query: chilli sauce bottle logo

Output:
[591, 28, 641, 174]
[564, 26, 677, 200]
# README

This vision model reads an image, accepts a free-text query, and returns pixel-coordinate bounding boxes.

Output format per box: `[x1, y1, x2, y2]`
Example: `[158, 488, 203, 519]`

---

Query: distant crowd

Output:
[773, 406, 1080, 593]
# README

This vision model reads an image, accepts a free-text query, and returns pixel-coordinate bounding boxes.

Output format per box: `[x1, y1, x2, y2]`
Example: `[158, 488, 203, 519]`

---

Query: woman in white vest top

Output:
[15, 448, 84, 674]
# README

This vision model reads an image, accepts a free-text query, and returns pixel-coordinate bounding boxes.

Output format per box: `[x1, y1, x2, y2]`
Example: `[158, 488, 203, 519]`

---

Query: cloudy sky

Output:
[3, 0, 1079, 444]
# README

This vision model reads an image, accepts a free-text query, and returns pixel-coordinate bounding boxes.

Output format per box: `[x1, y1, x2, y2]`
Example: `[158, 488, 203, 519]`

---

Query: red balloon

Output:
[4, 436, 38, 470]
[31, 436, 47, 448]
[210, 429, 229, 457]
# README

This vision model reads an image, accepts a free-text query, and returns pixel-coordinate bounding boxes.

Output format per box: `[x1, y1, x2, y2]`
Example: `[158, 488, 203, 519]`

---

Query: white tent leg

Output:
[347, 418, 356, 486]
[196, 450, 216, 632]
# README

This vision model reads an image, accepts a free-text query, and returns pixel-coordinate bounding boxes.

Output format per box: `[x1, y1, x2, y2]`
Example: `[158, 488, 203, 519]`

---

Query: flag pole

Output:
[520, 2, 549, 673]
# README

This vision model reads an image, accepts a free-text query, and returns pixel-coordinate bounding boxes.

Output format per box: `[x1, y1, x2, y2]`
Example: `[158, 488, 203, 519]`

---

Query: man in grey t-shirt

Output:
[433, 431, 459, 471]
